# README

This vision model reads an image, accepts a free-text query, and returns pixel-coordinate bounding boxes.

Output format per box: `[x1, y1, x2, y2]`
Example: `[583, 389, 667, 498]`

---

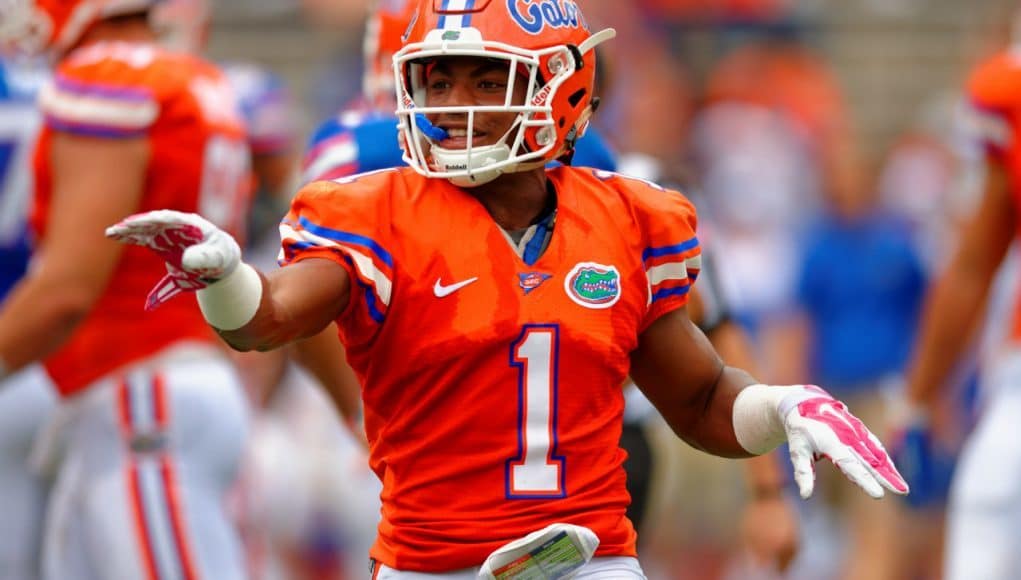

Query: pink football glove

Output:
[105, 210, 241, 311]
[781, 386, 909, 499]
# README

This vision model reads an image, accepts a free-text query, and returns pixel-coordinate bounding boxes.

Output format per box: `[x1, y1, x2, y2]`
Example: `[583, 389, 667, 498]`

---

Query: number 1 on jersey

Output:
[507, 325, 566, 498]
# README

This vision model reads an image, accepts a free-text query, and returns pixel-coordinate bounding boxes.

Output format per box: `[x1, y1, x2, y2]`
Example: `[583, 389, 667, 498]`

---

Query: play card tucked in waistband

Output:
[478, 523, 599, 580]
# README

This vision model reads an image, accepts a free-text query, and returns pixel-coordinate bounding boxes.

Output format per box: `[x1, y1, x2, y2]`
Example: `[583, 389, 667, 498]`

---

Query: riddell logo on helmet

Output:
[530, 84, 553, 106]
[507, 0, 586, 35]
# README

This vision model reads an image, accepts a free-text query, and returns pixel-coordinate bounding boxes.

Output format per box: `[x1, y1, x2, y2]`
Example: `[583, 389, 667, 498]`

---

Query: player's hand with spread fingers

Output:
[733, 384, 909, 500]
[106, 210, 262, 331]
[106, 210, 241, 309]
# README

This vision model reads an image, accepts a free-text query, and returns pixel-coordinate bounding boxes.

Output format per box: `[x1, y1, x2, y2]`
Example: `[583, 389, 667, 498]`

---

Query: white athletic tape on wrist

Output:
[732, 384, 822, 455]
[196, 262, 262, 331]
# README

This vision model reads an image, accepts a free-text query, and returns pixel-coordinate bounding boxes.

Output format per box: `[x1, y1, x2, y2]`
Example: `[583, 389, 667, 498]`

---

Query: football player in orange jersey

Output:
[0, 1, 252, 579]
[109, 0, 907, 576]
[901, 27, 1021, 580]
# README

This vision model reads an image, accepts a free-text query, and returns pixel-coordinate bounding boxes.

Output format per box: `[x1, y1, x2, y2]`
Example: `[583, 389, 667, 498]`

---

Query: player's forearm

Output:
[201, 265, 303, 352]
[0, 274, 92, 372]
[676, 365, 759, 458]
[907, 159, 1014, 407]
[632, 310, 759, 457]
[906, 269, 991, 408]
[204, 263, 343, 353]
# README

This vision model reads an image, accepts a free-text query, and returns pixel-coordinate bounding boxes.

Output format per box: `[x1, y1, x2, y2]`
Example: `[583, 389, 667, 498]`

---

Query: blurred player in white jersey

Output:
[0, 50, 57, 580]
[0, 2, 252, 578]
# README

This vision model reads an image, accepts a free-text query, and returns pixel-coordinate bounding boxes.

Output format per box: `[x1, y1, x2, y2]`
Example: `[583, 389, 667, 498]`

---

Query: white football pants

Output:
[945, 350, 1021, 580]
[0, 364, 57, 580]
[39, 344, 250, 580]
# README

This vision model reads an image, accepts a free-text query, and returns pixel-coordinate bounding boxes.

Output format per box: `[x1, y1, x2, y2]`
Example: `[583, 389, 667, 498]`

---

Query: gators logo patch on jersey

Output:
[565, 262, 620, 308]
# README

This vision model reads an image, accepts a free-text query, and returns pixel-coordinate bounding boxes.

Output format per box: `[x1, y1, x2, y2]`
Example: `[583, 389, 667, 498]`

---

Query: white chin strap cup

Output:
[431, 143, 512, 187]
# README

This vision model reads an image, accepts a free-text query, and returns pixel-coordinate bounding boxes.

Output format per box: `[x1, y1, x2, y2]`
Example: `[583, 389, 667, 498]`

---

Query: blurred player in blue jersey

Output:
[0, 52, 57, 580]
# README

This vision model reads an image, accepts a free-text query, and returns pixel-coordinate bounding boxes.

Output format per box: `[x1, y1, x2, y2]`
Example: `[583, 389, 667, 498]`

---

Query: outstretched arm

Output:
[216, 257, 349, 351]
[630, 306, 753, 456]
[631, 307, 908, 499]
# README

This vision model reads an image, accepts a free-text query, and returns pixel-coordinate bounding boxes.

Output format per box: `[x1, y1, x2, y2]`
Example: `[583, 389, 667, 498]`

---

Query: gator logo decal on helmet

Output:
[564, 262, 620, 308]
[507, 0, 587, 35]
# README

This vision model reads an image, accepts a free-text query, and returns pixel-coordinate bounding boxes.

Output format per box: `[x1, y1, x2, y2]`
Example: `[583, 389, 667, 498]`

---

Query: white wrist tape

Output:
[732, 384, 822, 455]
[196, 262, 263, 331]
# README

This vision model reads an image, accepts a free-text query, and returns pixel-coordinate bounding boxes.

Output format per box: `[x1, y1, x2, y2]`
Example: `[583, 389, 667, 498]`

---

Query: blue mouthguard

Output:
[415, 114, 449, 141]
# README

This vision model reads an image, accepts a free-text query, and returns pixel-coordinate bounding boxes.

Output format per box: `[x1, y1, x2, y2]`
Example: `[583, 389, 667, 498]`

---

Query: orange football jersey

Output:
[280, 166, 702, 570]
[32, 41, 250, 396]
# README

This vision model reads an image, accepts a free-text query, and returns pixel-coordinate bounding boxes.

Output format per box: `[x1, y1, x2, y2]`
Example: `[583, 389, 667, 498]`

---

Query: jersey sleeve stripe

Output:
[295, 215, 394, 268]
[44, 116, 149, 138]
[685, 254, 702, 283]
[648, 276, 691, 305]
[651, 285, 692, 302]
[302, 135, 358, 183]
[54, 74, 154, 102]
[645, 237, 701, 305]
[964, 102, 1012, 156]
[40, 80, 158, 133]
[341, 254, 388, 324]
[641, 236, 699, 262]
[280, 223, 393, 308]
[647, 262, 688, 287]
[280, 235, 388, 323]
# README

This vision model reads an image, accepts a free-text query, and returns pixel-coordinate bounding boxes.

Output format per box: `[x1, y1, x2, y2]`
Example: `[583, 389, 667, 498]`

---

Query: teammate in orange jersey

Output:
[902, 35, 1021, 580]
[109, 0, 907, 576]
[0, 1, 251, 578]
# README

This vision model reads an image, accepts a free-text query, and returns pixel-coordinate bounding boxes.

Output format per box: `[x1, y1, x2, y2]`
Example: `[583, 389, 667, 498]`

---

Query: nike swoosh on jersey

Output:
[433, 277, 478, 297]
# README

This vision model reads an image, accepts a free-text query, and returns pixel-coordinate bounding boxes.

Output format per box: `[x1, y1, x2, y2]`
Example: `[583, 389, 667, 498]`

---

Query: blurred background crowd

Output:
[6, 0, 1021, 578]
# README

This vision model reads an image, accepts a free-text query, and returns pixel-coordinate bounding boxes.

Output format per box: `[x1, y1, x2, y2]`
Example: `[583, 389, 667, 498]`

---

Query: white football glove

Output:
[782, 386, 908, 499]
[105, 210, 241, 311]
[735, 384, 909, 500]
